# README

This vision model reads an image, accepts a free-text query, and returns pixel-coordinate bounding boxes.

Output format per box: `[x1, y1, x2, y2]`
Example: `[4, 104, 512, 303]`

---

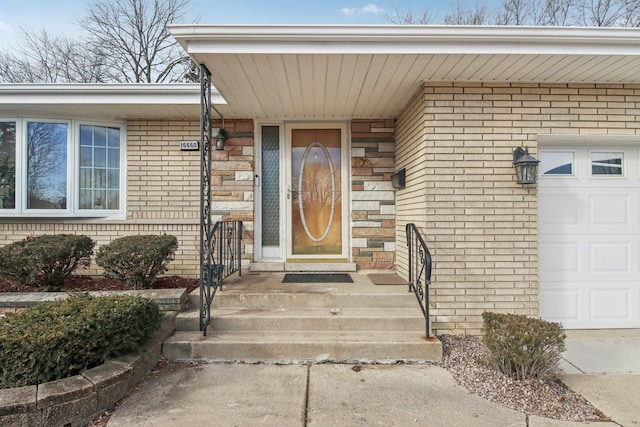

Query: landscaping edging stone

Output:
[0, 288, 188, 313]
[0, 303, 178, 426]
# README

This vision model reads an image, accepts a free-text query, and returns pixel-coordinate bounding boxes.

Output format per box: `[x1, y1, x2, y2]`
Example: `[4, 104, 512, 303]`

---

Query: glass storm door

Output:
[290, 128, 343, 256]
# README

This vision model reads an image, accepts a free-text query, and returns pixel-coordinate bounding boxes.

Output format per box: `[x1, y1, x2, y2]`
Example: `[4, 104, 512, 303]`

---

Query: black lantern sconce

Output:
[513, 147, 540, 185]
[214, 128, 228, 151]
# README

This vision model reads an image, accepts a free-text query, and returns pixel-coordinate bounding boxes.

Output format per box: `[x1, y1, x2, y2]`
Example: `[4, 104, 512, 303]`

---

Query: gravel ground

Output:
[439, 334, 610, 422]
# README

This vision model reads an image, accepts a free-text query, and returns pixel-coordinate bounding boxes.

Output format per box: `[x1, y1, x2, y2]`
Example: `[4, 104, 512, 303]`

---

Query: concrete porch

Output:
[162, 272, 442, 362]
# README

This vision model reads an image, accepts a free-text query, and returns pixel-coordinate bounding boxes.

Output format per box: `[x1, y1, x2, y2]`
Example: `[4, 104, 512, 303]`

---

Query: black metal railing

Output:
[200, 220, 243, 335]
[199, 63, 243, 336]
[406, 223, 433, 338]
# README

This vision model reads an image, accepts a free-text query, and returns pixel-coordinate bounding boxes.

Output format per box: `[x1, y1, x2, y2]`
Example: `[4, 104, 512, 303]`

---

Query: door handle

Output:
[287, 186, 298, 200]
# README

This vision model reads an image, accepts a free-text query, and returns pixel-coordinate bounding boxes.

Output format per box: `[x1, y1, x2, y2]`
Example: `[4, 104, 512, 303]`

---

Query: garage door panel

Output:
[590, 242, 630, 273]
[589, 194, 629, 226]
[539, 194, 579, 226]
[590, 288, 631, 321]
[541, 284, 637, 329]
[540, 287, 581, 323]
[539, 242, 579, 274]
[540, 145, 640, 329]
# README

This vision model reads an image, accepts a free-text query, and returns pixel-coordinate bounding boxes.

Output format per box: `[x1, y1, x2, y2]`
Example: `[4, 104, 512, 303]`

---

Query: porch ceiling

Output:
[170, 25, 640, 120]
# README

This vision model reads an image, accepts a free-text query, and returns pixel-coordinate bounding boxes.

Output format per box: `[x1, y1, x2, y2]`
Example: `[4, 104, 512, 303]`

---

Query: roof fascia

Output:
[170, 24, 640, 55]
[0, 83, 226, 106]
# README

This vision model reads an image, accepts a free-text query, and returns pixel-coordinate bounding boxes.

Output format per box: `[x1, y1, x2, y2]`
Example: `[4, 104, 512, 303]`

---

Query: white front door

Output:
[539, 145, 640, 328]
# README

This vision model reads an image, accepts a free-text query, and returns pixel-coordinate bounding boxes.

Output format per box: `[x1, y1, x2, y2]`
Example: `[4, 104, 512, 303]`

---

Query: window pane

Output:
[592, 152, 623, 175]
[540, 151, 574, 175]
[0, 122, 16, 210]
[94, 148, 106, 168]
[80, 146, 92, 166]
[79, 189, 92, 209]
[108, 147, 120, 168]
[261, 126, 280, 247]
[27, 122, 67, 210]
[79, 125, 120, 210]
[107, 128, 119, 147]
[95, 168, 106, 188]
[94, 190, 106, 209]
[94, 126, 106, 147]
[79, 167, 92, 189]
[107, 190, 119, 210]
[80, 126, 93, 146]
[107, 169, 119, 188]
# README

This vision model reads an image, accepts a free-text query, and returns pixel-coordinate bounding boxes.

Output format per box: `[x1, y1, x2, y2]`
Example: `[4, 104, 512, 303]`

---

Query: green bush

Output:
[482, 312, 566, 381]
[96, 234, 178, 289]
[0, 234, 95, 290]
[0, 294, 162, 388]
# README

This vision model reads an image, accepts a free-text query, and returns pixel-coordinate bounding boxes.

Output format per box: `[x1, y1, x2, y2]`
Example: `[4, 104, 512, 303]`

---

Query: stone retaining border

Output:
[0, 288, 188, 313]
[0, 315, 175, 427]
[0, 290, 184, 427]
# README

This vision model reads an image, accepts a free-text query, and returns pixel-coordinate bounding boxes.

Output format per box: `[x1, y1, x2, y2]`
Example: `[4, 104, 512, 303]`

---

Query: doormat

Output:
[283, 273, 353, 283]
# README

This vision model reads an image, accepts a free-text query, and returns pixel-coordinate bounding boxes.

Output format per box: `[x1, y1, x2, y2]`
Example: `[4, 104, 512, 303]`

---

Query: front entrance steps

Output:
[162, 273, 442, 363]
[249, 262, 357, 273]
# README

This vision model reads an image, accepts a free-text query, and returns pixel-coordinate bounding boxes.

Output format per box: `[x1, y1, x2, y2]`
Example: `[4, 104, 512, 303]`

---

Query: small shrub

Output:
[96, 234, 178, 289]
[482, 312, 566, 381]
[0, 234, 95, 290]
[0, 294, 162, 389]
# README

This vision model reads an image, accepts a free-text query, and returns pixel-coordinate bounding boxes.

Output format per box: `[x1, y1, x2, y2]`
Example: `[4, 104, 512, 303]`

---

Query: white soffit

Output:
[0, 84, 228, 119]
[170, 24, 640, 119]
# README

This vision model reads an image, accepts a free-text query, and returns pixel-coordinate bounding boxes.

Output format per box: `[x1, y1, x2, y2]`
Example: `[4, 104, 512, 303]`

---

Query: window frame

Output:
[0, 117, 126, 219]
[75, 121, 126, 216]
[539, 149, 577, 178]
[0, 119, 18, 214]
[589, 150, 626, 178]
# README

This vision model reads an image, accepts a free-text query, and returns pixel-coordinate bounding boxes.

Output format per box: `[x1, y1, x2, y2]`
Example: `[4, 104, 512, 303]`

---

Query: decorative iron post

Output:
[199, 64, 214, 334]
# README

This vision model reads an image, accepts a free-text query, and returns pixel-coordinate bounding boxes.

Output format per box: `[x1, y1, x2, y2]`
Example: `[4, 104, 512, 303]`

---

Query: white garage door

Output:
[539, 145, 640, 329]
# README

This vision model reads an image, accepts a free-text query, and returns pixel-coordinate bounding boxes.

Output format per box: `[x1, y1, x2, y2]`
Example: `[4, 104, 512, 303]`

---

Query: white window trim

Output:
[0, 117, 126, 219]
[589, 150, 626, 179]
[539, 149, 577, 178]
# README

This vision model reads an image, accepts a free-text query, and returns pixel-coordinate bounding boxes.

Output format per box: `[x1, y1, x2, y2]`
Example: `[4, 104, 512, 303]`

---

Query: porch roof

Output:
[170, 24, 640, 120]
[0, 83, 217, 120]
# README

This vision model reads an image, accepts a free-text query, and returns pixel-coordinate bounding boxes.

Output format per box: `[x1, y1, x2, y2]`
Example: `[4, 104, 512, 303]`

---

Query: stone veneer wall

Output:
[350, 119, 397, 271]
[396, 82, 640, 335]
[0, 119, 254, 278]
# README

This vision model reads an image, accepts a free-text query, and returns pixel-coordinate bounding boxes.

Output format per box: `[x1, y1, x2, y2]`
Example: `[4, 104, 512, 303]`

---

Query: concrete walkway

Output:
[108, 363, 562, 427]
[107, 330, 640, 427]
[560, 329, 640, 427]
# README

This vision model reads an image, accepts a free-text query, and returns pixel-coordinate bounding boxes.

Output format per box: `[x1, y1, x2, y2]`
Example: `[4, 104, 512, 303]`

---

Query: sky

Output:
[0, 0, 484, 50]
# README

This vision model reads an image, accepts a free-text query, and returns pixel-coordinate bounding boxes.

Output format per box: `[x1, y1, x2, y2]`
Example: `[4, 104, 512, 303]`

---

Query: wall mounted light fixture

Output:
[214, 128, 228, 150]
[513, 147, 540, 185]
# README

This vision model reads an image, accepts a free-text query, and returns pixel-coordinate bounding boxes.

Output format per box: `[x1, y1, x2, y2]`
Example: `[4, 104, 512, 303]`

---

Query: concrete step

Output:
[196, 292, 418, 309]
[175, 307, 426, 332]
[162, 331, 441, 362]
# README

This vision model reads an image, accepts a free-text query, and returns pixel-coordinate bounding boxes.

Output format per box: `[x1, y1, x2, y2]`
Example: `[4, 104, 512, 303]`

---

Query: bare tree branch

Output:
[0, 29, 108, 83]
[444, 0, 489, 25]
[79, 0, 195, 83]
[495, 0, 534, 25]
[382, 0, 437, 24]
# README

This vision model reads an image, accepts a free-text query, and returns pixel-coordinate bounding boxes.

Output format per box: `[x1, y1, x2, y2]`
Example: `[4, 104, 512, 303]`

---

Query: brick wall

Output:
[396, 82, 640, 335]
[0, 119, 254, 278]
[350, 119, 397, 271]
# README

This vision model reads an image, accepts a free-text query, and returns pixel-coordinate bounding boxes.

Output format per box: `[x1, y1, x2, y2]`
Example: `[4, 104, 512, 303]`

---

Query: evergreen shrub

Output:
[482, 311, 566, 381]
[96, 234, 178, 289]
[0, 294, 162, 388]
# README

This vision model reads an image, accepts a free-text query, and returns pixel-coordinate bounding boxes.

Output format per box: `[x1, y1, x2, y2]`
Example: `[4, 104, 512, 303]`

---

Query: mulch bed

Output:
[0, 275, 199, 294]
